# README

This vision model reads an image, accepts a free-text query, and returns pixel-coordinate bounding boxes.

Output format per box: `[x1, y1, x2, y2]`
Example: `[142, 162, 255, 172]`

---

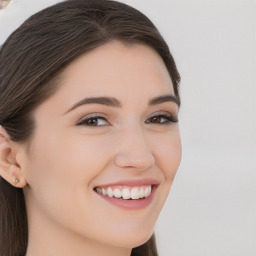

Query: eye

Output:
[145, 114, 178, 125]
[76, 116, 109, 127]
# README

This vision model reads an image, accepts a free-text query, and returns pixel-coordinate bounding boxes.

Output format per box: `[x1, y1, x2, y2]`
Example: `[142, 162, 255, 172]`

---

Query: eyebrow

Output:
[149, 94, 180, 106]
[64, 94, 180, 114]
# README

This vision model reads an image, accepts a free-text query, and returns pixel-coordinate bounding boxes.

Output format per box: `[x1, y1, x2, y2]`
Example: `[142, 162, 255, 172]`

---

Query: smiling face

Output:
[21, 40, 182, 254]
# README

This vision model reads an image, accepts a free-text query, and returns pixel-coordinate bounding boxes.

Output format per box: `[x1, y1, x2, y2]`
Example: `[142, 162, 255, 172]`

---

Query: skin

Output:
[0, 40, 181, 256]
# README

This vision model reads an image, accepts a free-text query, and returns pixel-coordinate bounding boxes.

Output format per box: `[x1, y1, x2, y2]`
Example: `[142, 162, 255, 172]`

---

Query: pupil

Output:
[88, 119, 97, 125]
[152, 117, 160, 123]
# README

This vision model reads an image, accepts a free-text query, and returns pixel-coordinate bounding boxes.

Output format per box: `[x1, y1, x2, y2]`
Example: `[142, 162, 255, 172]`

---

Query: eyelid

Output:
[148, 110, 178, 119]
[76, 113, 109, 126]
[146, 112, 178, 123]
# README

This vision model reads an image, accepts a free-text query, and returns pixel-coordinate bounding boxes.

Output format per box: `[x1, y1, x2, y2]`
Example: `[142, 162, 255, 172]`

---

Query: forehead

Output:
[58, 40, 174, 97]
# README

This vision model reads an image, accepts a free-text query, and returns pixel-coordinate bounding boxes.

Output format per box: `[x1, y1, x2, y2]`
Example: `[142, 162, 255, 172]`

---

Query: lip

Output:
[94, 178, 160, 188]
[94, 178, 159, 210]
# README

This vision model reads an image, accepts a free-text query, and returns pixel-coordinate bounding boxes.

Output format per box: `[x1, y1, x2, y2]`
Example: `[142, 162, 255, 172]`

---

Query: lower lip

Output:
[95, 186, 157, 210]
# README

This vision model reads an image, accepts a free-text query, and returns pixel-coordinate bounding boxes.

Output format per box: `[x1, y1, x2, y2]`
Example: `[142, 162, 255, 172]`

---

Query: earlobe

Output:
[0, 126, 27, 188]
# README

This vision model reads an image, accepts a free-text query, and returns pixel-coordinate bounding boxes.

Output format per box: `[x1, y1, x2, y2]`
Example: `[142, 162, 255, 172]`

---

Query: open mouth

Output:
[94, 185, 154, 200]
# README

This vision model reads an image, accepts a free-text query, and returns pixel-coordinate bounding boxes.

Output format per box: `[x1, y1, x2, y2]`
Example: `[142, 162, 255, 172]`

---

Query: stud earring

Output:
[14, 178, 19, 183]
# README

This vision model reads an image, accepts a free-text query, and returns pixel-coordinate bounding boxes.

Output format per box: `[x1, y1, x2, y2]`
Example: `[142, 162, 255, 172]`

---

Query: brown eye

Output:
[150, 116, 162, 123]
[146, 114, 178, 125]
[86, 118, 98, 126]
[77, 116, 109, 127]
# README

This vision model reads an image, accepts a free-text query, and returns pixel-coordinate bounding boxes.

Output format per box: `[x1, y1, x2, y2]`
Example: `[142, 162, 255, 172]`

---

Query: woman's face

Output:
[21, 40, 181, 249]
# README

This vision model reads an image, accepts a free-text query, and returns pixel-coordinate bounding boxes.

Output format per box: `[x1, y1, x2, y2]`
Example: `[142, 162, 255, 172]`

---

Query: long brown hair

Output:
[0, 0, 180, 255]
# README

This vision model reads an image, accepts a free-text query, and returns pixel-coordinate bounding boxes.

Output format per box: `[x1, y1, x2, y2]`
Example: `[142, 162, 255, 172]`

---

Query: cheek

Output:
[149, 130, 181, 218]
[153, 129, 182, 181]
[60, 133, 113, 180]
[29, 129, 111, 176]
[24, 130, 113, 228]
[25, 129, 111, 202]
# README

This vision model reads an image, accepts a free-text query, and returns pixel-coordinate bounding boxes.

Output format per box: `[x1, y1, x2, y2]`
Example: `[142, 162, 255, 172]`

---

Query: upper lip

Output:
[94, 178, 160, 188]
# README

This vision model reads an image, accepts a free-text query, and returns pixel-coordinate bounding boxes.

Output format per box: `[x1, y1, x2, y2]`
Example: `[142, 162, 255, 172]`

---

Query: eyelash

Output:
[145, 114, 178, 124]
[76, 113, 178, 127]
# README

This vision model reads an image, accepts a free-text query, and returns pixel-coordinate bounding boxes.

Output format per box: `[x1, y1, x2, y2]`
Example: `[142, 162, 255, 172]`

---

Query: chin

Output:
[131, 233, 153, 248]
[111, 228, 154, 249]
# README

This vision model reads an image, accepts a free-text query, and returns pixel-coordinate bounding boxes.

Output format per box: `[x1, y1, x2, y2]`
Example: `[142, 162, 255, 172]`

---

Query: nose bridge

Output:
[114, 122, 155, 170]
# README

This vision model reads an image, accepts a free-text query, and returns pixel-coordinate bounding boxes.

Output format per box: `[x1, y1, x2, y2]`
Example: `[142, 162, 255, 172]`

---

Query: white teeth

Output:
[95, 185, 153, 200]
[131, 187, 140, 199]
[113, 188, 122, 198]
[107, 187, 113, 197]
[139, 187, 145, 198]
[102, 188, 107, 196]
[122, 188, 131, 200]
[145, 186, 151, 197]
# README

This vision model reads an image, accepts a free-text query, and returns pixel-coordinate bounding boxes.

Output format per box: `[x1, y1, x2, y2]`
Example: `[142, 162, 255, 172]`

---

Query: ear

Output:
[0, 126, 27, 188]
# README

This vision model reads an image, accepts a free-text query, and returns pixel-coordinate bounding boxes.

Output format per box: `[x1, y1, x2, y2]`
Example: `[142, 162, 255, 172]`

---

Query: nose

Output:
[113, 126, 155, 170]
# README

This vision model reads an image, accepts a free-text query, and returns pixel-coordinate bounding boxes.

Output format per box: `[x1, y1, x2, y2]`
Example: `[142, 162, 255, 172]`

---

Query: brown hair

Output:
[0, 0, 180, 255]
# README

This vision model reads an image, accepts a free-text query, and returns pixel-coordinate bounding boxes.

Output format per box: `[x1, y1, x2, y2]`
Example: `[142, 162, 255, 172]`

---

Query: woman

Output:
[0, 0, 181, 255]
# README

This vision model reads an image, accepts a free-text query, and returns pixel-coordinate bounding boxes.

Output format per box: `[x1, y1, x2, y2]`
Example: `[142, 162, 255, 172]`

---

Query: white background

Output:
[0, 0, 255, 255]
